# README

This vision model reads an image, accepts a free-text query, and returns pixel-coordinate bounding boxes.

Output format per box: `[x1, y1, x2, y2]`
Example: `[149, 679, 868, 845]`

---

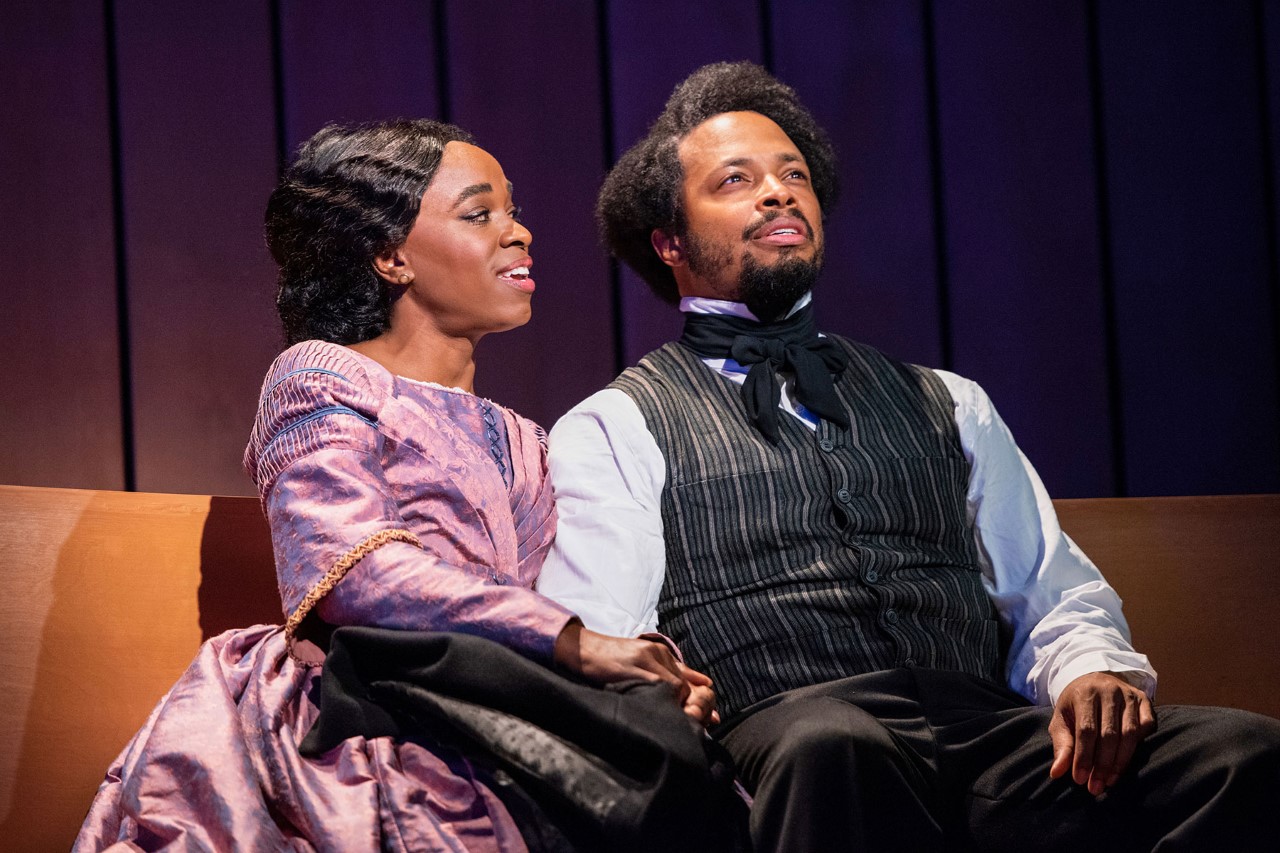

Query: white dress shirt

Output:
[538, 295, 1155, 707]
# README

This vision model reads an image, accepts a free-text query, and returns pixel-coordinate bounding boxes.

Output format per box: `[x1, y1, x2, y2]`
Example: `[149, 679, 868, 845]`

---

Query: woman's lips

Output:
[497, 259, 535, 293]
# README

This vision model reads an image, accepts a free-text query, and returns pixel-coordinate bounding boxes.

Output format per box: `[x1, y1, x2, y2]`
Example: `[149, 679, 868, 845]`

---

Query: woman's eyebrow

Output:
[452, 182, 493, 208]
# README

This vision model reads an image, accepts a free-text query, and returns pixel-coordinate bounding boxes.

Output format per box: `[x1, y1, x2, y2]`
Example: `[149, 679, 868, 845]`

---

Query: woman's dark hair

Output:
[264, 119, 474, 345]
[597, 61, 839, 304]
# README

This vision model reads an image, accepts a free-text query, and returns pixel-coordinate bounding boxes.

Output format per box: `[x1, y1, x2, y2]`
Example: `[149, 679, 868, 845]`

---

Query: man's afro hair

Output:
[596, 61, 839, 303]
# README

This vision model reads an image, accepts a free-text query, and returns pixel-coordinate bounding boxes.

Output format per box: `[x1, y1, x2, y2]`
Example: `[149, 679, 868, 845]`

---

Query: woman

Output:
[75, 119, 713, 852]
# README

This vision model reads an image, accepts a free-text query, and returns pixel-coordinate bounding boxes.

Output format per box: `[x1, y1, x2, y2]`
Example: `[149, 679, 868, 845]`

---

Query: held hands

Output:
[553, 619, 719, 726]
[1048, 671, 1156, 796]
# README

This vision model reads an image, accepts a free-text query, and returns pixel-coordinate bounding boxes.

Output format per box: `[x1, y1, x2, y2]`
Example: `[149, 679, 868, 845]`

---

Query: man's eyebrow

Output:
[452, 182, 493, 207]
[717, 153, 804, 168]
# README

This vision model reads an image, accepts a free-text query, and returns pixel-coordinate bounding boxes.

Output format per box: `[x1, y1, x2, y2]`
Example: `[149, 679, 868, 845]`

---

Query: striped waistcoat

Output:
[610, 337, 1000, 720]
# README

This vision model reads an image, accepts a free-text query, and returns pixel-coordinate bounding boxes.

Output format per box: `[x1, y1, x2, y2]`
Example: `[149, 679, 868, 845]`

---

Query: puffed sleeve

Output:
[244, 341, 574, 663]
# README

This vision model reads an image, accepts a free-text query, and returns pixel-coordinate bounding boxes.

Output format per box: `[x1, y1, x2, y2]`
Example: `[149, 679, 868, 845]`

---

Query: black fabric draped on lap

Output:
[303, 628, 749, 853]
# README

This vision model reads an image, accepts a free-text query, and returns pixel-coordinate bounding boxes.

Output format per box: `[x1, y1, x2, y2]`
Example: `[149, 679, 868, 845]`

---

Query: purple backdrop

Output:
[3, 0, 1278, 498]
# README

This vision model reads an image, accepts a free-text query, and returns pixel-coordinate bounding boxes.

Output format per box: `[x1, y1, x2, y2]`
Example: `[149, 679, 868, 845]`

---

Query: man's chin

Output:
[737, 246, 824, 320]
[751, 243, 816, 263]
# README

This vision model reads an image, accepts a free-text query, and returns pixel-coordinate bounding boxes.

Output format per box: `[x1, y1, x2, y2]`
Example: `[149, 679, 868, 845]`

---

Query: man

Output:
[538, 61, 1279, 850]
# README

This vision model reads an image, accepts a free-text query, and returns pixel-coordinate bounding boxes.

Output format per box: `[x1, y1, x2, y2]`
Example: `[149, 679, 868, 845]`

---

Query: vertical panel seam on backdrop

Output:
[269, 0, 288, 174]
[1253, 0, 1280, 469]
[595, 0, 624, 375]
[433, 0, 451, 122]
[103, 0, 136, 491]
[758, 0, 774, 72]
[1085, 0, 1127, 497]
[920, 0, 953, 371]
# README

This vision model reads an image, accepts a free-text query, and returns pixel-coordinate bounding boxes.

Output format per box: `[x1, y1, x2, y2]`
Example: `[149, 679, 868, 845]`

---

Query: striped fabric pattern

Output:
[244, 340, 389, 499]
[612, 336, 1000, 720]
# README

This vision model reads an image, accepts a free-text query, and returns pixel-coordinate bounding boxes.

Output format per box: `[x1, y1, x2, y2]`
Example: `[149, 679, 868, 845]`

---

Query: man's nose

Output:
[757, 174, 795, 209]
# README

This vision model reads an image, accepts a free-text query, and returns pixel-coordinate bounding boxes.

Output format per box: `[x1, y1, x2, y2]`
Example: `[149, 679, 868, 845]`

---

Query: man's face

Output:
[657, 110, 824, 320]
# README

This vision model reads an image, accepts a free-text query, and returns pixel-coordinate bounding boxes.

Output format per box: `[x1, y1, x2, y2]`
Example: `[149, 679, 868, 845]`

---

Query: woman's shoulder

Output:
[244, 342, 396, 490]
[261, 340, 395, 400]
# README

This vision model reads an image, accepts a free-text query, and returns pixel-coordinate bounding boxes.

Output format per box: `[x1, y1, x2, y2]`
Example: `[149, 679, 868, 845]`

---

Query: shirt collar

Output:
[678, 291, 813, 321]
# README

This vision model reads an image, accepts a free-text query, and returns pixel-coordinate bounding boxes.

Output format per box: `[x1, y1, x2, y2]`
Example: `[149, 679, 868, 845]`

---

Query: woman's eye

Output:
[509, 206, 523, 222]
[462, 209, 491, 223]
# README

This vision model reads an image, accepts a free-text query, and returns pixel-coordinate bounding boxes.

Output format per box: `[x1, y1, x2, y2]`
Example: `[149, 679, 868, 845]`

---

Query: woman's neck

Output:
[349, 326, 478, 392]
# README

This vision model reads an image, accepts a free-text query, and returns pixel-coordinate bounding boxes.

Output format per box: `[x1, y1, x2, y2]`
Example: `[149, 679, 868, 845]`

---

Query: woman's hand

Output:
[554, 620, 718, 725]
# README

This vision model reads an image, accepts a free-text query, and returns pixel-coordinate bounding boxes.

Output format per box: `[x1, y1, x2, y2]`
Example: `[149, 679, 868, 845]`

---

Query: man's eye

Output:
[720, 174, 745, 186]
[787, 169, 809, 181]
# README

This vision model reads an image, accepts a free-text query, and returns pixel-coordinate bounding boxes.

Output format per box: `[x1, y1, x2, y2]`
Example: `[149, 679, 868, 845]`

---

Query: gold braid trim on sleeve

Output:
[285, 528, 422, 662]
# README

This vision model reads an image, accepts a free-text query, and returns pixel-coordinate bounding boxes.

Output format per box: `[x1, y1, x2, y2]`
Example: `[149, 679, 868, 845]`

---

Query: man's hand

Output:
[679, 662, 719, 726]
[1048, 671, 1156, 795]
[553, 620, 718, 724]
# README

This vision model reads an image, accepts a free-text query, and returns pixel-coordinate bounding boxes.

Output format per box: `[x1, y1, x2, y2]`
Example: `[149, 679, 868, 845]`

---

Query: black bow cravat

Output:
[679, 304, 850, 444]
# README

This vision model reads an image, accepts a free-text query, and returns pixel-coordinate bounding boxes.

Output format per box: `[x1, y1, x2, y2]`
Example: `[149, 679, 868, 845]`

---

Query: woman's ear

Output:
[373, 248, 413, 286]
[651, 229, 685, 269]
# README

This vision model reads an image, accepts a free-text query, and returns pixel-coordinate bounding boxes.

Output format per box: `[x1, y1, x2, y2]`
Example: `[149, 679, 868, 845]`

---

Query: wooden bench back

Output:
[0, 485, 278, 851]
[0, 485, 1276, 850]
[1054, 495, 1280, 719]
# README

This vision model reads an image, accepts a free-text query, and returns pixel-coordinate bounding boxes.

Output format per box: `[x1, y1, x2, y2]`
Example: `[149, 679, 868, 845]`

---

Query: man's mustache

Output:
[742, 209, 815, 242]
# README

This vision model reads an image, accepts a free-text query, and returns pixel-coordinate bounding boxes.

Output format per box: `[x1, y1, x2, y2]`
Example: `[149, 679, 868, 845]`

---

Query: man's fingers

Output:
[1108, 692, 1144, 786]
[678, 664, 717, 725]
[1072, 691, 1099, 787]
[1138, 694, 1157, 735]
[1047, 709, 1074, 780]
[683, 683, 718, 726]
[1053, 672, 1159, 792]
[1088, 688, 1124, 795]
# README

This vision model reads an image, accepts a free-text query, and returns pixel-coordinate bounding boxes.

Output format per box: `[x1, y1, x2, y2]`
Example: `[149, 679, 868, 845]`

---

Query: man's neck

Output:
[679, 292, 812, 321]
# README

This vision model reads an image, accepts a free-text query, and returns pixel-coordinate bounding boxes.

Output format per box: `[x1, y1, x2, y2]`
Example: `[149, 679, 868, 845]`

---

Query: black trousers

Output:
[717, 667, 1280, 852]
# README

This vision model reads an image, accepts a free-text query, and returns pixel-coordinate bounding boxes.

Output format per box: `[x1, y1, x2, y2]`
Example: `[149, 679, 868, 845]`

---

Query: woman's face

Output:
[393, 141, 535, 340]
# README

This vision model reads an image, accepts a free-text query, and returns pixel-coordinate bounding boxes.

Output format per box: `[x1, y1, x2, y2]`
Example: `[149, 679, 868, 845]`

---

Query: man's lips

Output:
[497, 257, 535, 293]
[749, 216, 811, 247]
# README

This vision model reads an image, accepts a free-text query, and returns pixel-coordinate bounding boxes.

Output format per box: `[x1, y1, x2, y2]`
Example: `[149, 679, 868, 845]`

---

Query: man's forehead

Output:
[677, 111, 805, 171]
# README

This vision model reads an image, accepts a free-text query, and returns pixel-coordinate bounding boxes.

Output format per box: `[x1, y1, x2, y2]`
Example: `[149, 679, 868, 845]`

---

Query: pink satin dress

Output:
[75, 340, 575, 852]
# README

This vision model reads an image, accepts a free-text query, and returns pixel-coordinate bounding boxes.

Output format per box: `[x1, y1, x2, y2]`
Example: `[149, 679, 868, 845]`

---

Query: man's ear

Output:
[372, 248, 412, 286]
[651, 229, 685, 269]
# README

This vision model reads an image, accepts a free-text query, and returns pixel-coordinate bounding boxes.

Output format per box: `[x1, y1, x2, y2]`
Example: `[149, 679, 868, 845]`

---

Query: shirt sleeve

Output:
[934, 370, 1157, 705]
[537, 388, 669, 637]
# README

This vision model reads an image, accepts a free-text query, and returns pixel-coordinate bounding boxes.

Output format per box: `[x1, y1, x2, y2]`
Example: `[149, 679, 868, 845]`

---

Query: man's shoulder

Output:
[821, 333, 947, 386]
[822, 332, 931, 373]
[609, 341, 699, 390]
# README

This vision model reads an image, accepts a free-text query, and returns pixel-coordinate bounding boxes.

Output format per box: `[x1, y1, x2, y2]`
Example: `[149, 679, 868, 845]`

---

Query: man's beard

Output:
[737, 251, 822, 322]
[685, 232, 824, 323]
